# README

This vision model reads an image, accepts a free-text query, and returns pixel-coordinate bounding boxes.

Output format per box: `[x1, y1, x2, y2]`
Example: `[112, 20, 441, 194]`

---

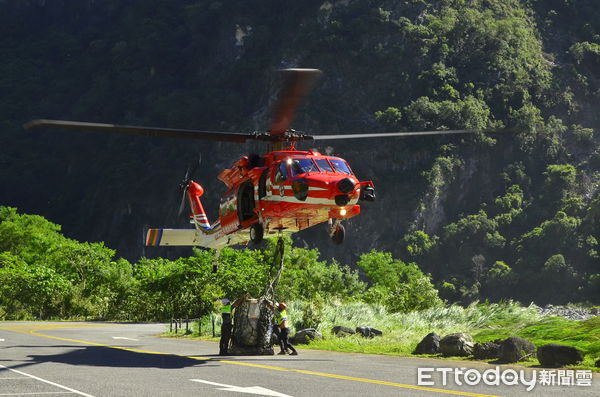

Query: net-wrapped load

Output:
[229, 296, 274, 355]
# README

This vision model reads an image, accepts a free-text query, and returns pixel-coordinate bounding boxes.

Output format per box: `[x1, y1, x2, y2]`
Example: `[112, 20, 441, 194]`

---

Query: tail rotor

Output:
[178, 154, 202, 217]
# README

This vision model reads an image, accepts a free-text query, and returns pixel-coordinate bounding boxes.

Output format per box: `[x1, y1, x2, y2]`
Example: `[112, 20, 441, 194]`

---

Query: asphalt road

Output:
[0, 322, 597, 397]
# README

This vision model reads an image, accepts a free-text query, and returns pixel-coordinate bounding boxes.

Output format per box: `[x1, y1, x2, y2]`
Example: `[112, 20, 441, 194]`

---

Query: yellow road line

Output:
[28, 331, 173, 356]
[0, 323, 118, 333]
[218, 360, 498, 397]
[10, 325, 500, 397]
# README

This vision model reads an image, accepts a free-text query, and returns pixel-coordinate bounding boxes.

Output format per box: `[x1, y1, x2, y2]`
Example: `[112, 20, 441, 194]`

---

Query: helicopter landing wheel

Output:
[331, 224, 345, 245]
[250, 223, 264, 244]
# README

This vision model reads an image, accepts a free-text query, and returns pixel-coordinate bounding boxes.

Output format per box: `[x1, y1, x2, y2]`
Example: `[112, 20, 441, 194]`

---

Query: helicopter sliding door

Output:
[237, 179, 256, 223]
[258, 168, 269, 199]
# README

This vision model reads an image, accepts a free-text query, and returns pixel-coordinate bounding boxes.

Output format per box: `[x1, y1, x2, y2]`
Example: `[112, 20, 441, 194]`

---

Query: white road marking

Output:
[111, 336, 139, 341]
[0, 393, 75, 395]
[0, 365, 94, 397]
[0, 339, 4, 341]
[190, 379, 293, 397]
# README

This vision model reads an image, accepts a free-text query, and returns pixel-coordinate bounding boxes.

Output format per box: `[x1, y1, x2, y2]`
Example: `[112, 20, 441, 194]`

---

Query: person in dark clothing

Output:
[219, 298, 233, 355]
[274, 302, 297, 355]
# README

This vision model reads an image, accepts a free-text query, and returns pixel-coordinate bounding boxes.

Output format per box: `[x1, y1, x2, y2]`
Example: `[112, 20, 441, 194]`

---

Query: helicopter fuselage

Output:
[146, 148, 374, 249]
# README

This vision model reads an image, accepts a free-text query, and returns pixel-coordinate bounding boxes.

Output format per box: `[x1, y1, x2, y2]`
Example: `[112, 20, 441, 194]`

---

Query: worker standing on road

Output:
[274, 302, 298, 355]
[219, 298, 233, 355]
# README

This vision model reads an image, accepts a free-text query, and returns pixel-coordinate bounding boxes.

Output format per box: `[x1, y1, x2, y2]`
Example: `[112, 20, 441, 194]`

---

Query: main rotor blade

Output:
[310, 128, 513, 141]
[270, 68, 322, 135]
[24, 119, 254, 143]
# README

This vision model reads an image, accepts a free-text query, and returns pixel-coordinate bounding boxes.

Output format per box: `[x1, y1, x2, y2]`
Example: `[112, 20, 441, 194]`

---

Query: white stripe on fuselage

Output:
[260, 195, 358, 206]
[276, 186, 328, 191]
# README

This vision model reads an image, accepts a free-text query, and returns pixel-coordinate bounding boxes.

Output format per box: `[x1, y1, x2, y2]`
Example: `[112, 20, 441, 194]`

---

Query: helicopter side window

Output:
[330, 159, 353, 175]
[275, 162, 288, 183]
[315, 158, 333, 173]
[290, 158, 319, 177]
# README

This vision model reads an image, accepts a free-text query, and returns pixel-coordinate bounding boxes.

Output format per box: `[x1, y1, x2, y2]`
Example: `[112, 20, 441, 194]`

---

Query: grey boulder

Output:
[439, 333, 474, 357]
[332, 326, 355, 336]
[498, 337, 535, 363]
[413, 332, 440, 354]
[473, 340, 502, 360]
[292, 328, 323, 344]
[355, 326, 383, 338]
[537, 344, 583, 367]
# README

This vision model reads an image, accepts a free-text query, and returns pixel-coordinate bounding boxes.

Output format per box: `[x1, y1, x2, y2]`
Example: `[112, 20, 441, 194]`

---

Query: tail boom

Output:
[145, 225, 249, 249]
[146, 228, 199, 246]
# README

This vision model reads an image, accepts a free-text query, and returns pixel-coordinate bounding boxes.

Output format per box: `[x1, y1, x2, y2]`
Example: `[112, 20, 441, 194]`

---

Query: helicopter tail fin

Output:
[186, 181, 212, 230]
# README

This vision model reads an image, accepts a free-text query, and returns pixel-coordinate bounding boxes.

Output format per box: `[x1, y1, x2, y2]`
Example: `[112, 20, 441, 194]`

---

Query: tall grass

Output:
[287, 300, 542, 355]
[169, 300, 598, 369]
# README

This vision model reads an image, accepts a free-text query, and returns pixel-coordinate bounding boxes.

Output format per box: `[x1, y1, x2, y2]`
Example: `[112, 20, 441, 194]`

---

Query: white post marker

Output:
[111, 336, 139, 341]
[190, 379, 293, 397]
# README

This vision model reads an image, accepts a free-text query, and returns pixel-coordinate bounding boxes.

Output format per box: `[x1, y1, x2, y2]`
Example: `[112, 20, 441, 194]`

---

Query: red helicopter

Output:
[25, 69, 496, 251]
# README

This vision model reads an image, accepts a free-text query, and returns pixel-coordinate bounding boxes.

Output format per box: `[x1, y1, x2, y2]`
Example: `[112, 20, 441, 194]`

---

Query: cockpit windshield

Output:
[329, 158, 353, 175]
[314, 158, 333, 172]
[290, 158, 319, 177]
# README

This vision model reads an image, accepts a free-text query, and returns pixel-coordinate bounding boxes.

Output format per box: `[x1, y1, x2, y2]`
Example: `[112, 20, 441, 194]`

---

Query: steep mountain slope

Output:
[1, 0, 598, 303]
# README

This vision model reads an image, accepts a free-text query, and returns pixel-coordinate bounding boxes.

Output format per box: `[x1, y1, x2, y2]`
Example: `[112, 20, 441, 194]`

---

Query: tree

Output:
[543, 164, 577, 203]
[0, 253, 72, 319]
[482, 261, 516, 300]
[402, 230, 437, 258]
[357, 250, 441, 312]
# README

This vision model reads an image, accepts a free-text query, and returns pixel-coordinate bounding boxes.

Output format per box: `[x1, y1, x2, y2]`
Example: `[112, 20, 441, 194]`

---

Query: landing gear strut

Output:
[328, 218, 345, 245]
[250, 223, 264, 244]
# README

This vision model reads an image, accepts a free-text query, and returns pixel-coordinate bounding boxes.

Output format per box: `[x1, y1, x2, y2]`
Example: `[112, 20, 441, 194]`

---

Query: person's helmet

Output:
[278, 302, 287, 310]
[222, 298, 231, 305]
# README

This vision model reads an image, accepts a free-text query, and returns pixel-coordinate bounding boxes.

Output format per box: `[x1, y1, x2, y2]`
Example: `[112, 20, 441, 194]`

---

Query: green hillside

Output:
[1, 0, 598, 305]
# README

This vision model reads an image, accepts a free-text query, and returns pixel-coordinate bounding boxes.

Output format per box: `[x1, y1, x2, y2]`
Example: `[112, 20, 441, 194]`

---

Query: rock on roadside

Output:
[537, 344, 583, 367]
[355, 326, 383, 338]
[414, 332, 440, 354]
[498, 336, 535, 363]
[292, 328, 323, 344]
[439, 333, 474, 357]
[473, 340, 502, 360]
[331, 326, 355, 336]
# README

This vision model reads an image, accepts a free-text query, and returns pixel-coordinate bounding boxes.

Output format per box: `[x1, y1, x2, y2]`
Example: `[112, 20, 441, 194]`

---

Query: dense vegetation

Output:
[0, 1, 598, 306]
[0, 207, 441, 320]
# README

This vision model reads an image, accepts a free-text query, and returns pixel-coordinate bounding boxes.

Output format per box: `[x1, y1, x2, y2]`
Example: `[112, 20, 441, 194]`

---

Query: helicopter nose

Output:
[335, 194, 351, 206]
[337, 178, 355, 194]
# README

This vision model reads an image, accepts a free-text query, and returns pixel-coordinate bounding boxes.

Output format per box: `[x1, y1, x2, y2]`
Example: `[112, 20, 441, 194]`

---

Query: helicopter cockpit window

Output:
[290, 158, 319, 177]
[315, 158, 333, 172]
[330, 158, 353, 175]
[275, 162, 288, 183]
